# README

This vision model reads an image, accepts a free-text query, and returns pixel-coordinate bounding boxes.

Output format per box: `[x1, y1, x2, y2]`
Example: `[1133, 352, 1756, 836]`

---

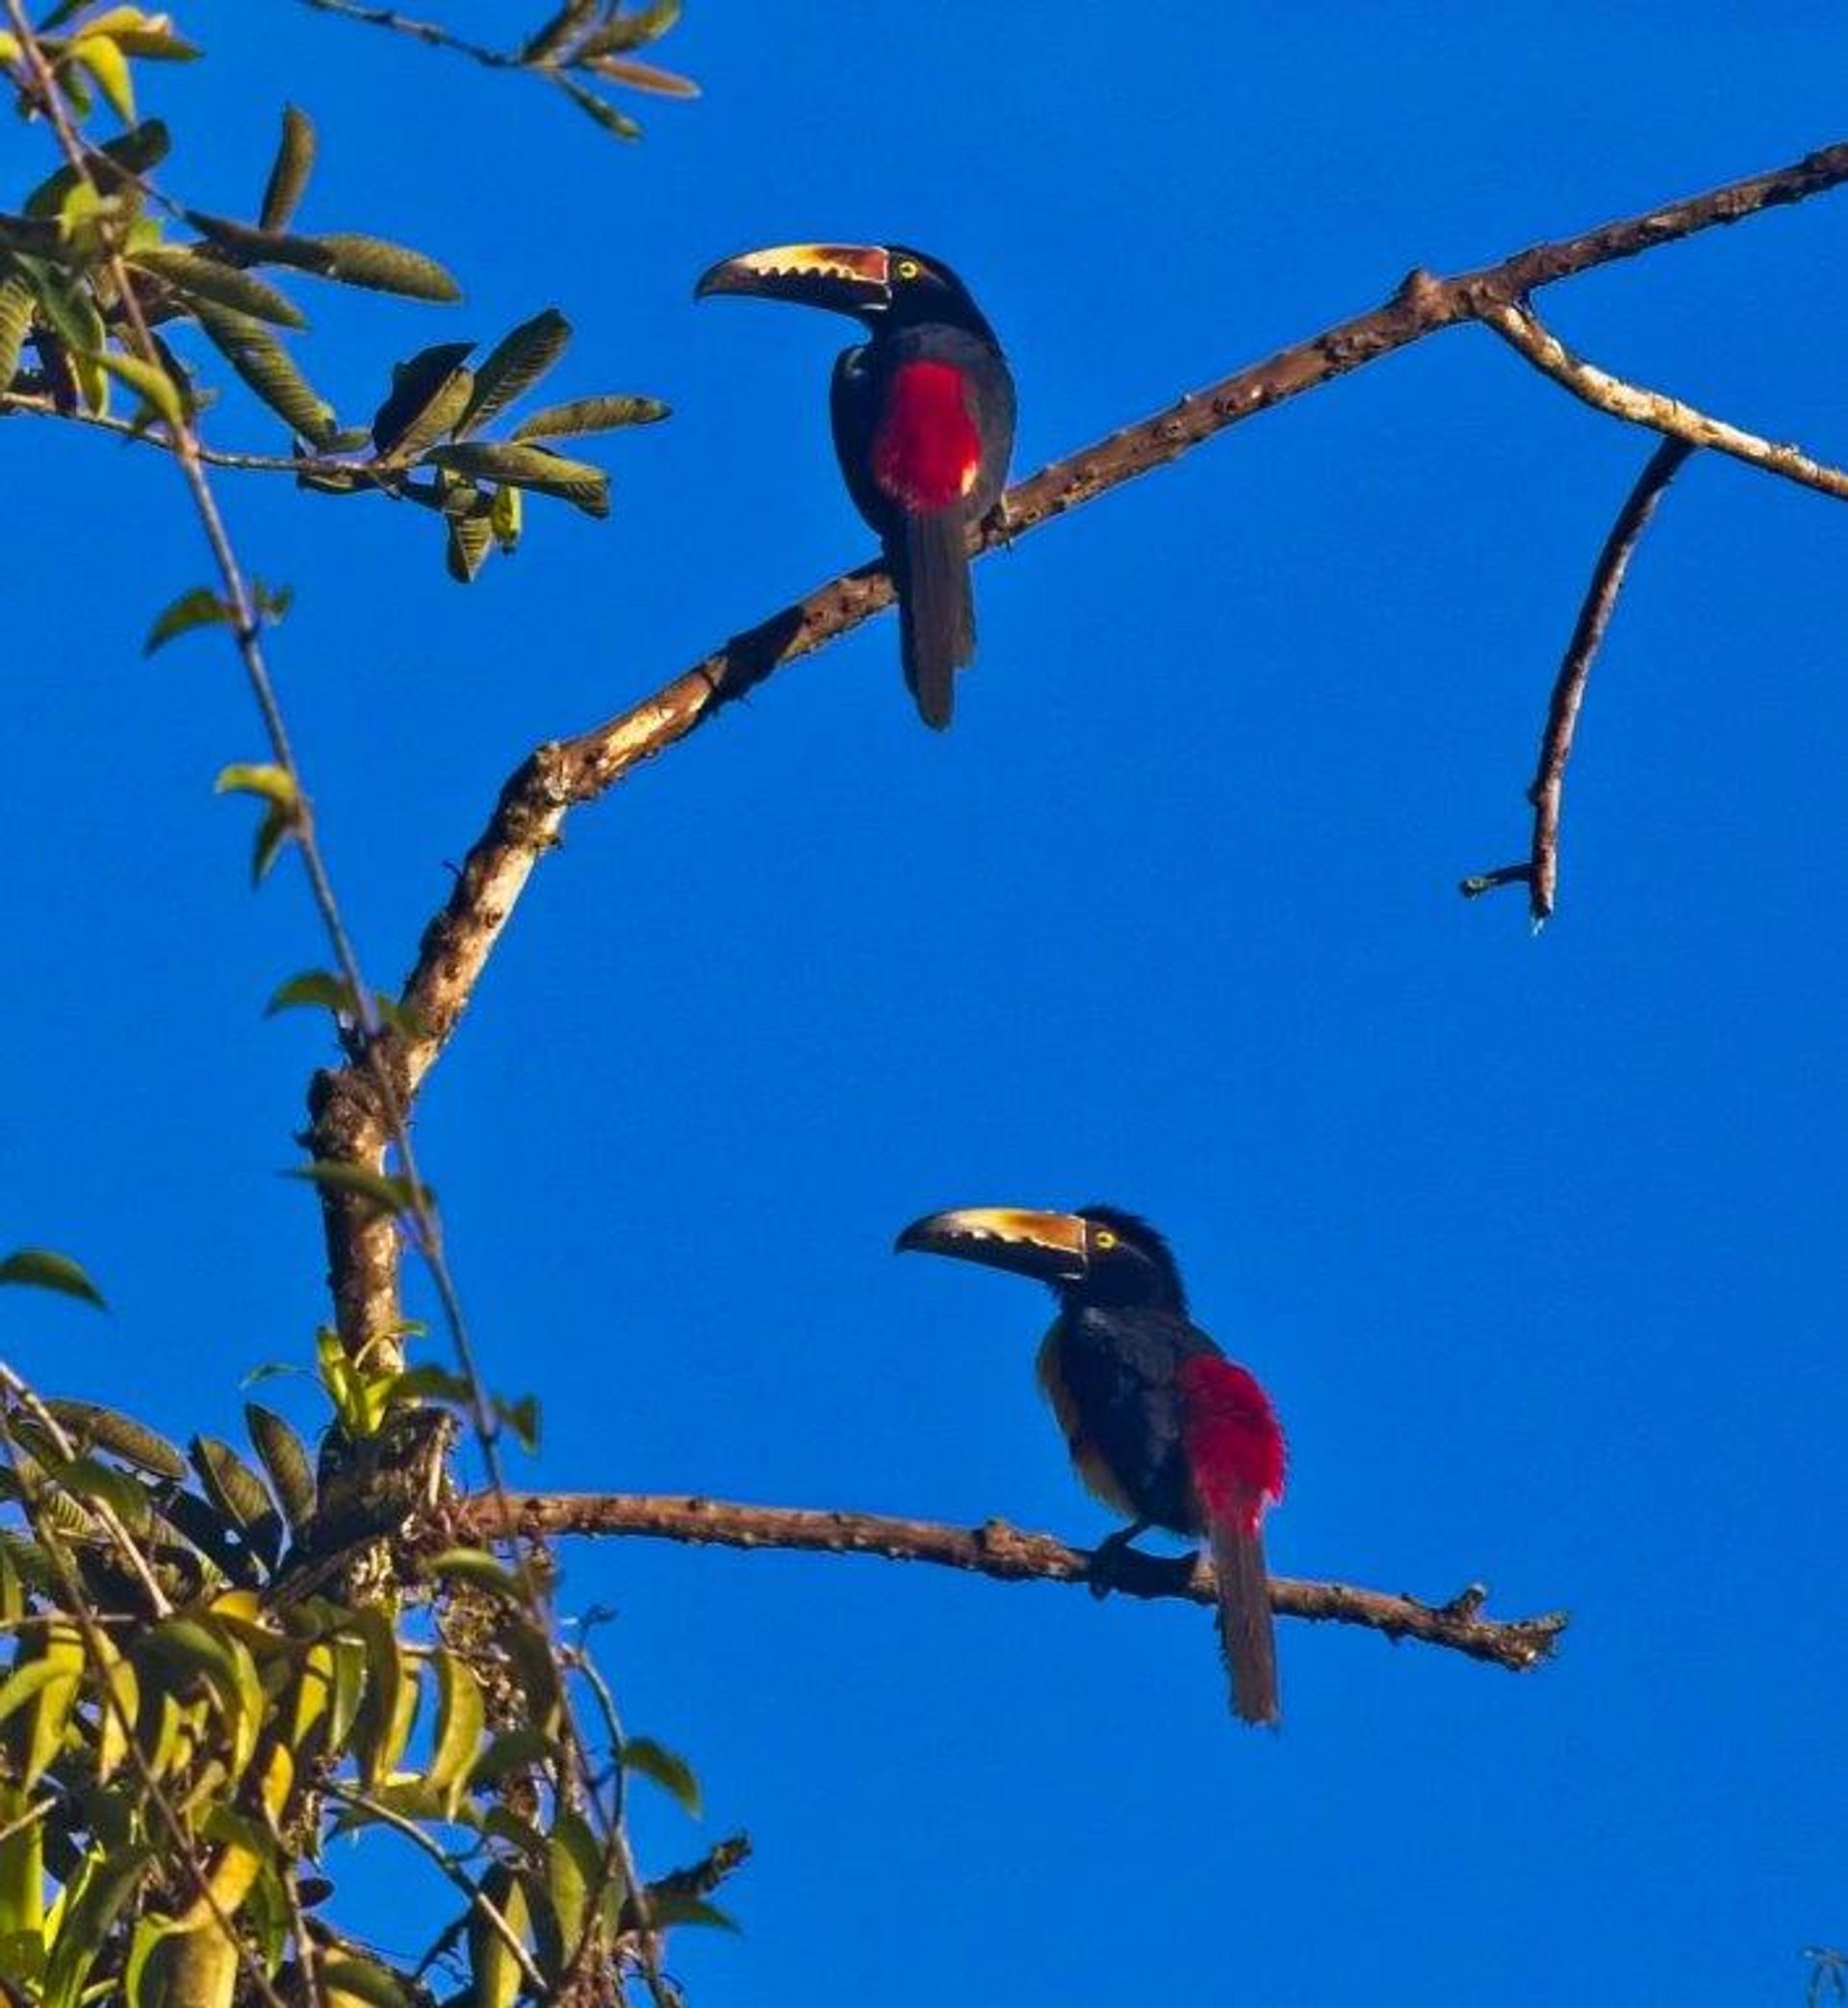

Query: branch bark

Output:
[448, 1491, 1566, 1674]
[310, 136, 1848, 1349]
[1463, 437, 1696, 921]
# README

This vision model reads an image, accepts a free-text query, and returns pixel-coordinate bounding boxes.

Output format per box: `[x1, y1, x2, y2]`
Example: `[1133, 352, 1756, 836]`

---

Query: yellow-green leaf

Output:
[510, 393, 669, 442]
[623, 1735, 701, 1815]
[259, 105, 316, 233]
[214, 762, 296, 810]
[71, 35, 134, 122]
[144, 584, 231, 656]
[0, 1248, 104, 1308]
[425, 1651, 485, 1816]
[458, 308, 569, 438]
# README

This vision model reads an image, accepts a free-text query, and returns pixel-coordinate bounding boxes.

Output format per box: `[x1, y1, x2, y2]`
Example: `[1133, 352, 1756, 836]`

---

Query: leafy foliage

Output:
[0, 32, 669, 580]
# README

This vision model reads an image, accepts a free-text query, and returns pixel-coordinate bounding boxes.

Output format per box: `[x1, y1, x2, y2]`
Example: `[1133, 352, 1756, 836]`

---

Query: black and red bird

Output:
[896, 1204, 1288, 1724]
[694, 242, 1015, 730]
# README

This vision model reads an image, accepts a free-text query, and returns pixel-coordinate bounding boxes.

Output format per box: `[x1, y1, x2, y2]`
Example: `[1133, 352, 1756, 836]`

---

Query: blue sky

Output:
[5, 3, 1847, 2000]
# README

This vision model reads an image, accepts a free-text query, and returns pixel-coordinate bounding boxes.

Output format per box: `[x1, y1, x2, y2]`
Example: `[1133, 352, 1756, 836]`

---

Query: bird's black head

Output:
[694, 242, 995, 341]
[894, 1203, 1189, 1314]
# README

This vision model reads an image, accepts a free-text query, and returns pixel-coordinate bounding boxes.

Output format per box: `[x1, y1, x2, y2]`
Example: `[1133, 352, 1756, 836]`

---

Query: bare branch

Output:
[1482, 300, 1848, 500]
[1464, 438, 1695, 921]
[449, 1492, 1567, 1674]
[373, 136, 1848, 1152]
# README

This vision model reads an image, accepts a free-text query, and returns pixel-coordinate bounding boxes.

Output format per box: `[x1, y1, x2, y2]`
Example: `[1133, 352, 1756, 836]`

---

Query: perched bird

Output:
[896, 1204, 1287, 1724]
[694, 242, 1015, 730]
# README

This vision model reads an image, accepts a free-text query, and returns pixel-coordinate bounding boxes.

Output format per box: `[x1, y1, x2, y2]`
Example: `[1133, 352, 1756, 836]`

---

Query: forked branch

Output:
[1463, 436, 1696, 921]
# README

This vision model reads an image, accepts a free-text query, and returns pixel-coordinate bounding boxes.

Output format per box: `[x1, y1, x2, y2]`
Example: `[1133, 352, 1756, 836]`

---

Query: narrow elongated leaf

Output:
[252, 803, 295, 884]
[312, 232, 460, 302]
[0, 269, 32, 392]
[214, 762, 296, 810]
[144, 585, 230, 656]
[41, 1843, 152, 2008]
[131, 245, 305, 327]
[423, 440, 608, 518]
[287, 1162, 428, 1220]
[468, 1863, 530, 2008]
[447, 511, 492, 583]
[190, 1435, 273, 1532]
[42, 1400, 185, 1477]
[644, 1892, 738, 1932]
[424, 1548, 524, 1602]
[584, 51, 700, 96]
[371, 340, 475, 456]
[0, 1249, 103, 1308]
[458, 308, 569, 437]
[193, 303, 337, 445]
[321, 1957, 413, 2008]
[425, 1651, 485, 1816]
[73, 36, 135, 122]
[556, 75, 641, 141]
[95, 348, 185, 431]
[244, 1403, 315, 1535]
[623, 1735, 701, 1815]
[511, 393, 668, 442]
[263, 968, 355, 1017]
[259, 105, 316, 233]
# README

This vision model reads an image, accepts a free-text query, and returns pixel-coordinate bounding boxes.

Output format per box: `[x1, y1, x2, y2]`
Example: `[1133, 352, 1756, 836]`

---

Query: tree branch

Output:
[1463, 437, 1695, 921]
[1481, 299, 1848, 500]
[309, 135, 1848, 1350]
[448, 1492, 1566, 1674]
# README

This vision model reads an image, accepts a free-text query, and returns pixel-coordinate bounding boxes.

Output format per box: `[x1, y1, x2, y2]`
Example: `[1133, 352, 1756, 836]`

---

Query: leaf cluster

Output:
[0, 1264, 723, 2006]
[0, 30, 668, 583]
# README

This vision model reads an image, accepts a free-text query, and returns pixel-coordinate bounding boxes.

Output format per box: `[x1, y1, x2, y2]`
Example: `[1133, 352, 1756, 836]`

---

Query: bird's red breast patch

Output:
[1178, 1356, 1287, 1537]
[872, 360, 983, 512]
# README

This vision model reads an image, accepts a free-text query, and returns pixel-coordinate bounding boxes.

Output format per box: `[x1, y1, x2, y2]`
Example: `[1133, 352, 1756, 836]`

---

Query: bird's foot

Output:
[981, 497, 1016, 550]
[1087, 1521, 1150, 1602]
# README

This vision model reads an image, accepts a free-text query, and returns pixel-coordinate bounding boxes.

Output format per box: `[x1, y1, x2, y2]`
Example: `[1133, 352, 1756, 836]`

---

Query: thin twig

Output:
[294, 0, 512, 68]
[1482, 300, 1848, 500]
[323, 1784, 548, 1995]
[0, 390, 387, 477]
[1463, 437, 1695, 921]
[449, 1493, 1568, 1674]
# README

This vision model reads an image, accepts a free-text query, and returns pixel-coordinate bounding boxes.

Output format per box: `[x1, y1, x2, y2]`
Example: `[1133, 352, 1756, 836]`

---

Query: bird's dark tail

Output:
[1205, 1509, 1280, 1726]
[891, 508, 973, 731]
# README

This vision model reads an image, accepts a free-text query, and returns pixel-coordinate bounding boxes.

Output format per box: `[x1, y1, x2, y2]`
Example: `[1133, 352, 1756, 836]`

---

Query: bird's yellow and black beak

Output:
[895, 1207, 1090, 1284]
[694, 242, 893, 318]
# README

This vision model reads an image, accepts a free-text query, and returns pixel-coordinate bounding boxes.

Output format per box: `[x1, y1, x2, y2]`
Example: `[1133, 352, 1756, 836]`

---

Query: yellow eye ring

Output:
[895, 257, 921, 280]
[1093, 1229, 1117, 1250]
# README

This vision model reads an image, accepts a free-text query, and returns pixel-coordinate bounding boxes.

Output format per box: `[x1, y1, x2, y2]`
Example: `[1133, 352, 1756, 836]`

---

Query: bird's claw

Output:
[1087, 1524, 1146, 1602]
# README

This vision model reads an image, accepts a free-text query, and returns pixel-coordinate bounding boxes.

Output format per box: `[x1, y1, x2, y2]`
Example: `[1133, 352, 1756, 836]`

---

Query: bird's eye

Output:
[894, 258, 921, 280]
[1093, 1229, 1118, 1251]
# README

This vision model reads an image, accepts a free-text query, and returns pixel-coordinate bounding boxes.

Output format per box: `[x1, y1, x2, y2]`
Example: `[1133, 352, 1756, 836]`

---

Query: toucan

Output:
[694, 242, 1015, 730]
[896, 1204, 1287, 1724]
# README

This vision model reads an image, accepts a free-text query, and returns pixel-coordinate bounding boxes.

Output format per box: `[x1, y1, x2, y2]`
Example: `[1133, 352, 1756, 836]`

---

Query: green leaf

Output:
[244, 1403, 315, 1536]
[94, 348, 185, 431]
[0, 269, 32, 392]
[424, 1650, 485, 1816]
[423, 440, 608, 518]
[458, 308, 570, 438]
[320, 1958, 413, 2008]
[24, 117, 168, 219]
[470, 1725, 552, 1789]
[312, 232, 460, 302]
[214, 761, 297, 810]
[287, 1161, 429, 1221]
[488, 481, 521, 554]
[0, 1249, 103, 1309]
[544, 1810, 601, 1963]
[263, 968, 356, 1017]
[424, 1547, 525, 1602]
[555, 74, 641, 141]
[259, 105, 316, 233]
[497, 1394, 540, 1454]
[72, 35, 135, 123]
[510, 393, 669, 441]
[41, 1843, 152, 2008]
[143, 584, 230, 656]
[189, 1434, 274, 1533]
[251, 803, 294, 885]
[192, 303, 338, 445]
[130, 245, 305, 327]
[623, 1735, 701, 1815]
[644, 1892, 738, 1933]
[41, 1400, 185, 1477]
[446, 511, 491, 584]
[371, 339, 475, 457]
